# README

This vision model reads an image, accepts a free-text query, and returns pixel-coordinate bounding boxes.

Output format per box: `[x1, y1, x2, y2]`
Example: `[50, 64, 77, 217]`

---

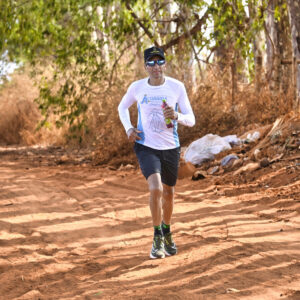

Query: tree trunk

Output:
[287, 0, 300, 111]
[135, 42, 145, 78]
[266, 0, 292, 112]
[265, 0, 280, 92]
[176, 4, 196, 90]
[279, 18, 292, 97]
[212, 1, 232, 71]
[248, 0, 263, 92]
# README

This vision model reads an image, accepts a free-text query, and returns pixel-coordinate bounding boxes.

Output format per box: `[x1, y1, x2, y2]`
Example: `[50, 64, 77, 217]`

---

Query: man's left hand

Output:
[162, 104, 178, 120]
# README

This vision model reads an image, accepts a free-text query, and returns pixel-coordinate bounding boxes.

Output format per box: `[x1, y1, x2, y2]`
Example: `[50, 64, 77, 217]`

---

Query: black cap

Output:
[144, 46, 165, 62]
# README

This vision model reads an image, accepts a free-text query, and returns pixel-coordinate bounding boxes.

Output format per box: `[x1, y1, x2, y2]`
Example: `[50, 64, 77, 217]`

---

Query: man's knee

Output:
[163, 185, 174, 197]
[148, 173, 163, 189]
[150, 187, 163, 199]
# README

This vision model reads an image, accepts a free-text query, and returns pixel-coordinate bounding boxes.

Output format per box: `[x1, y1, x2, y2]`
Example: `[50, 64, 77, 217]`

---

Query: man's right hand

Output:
[127, 128, 142, 142]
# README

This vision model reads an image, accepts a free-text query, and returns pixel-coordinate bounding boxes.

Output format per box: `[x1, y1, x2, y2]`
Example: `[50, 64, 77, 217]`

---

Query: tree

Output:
[0, 0, 277, 132]
[265, 0, 293, 101]
[249, 0, 264, 92]
[287, 0, 300, 110]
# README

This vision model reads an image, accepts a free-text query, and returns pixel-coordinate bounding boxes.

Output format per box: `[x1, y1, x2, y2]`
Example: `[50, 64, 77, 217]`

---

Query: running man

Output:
[118, 46, 195, 259]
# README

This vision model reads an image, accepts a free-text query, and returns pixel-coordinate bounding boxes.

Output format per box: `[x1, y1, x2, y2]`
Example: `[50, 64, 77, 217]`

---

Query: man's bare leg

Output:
[147, 173, 163, 226]
[147, 173, 165, 259]
[162, 184, 174, 225]
[161, 184, 177, 256]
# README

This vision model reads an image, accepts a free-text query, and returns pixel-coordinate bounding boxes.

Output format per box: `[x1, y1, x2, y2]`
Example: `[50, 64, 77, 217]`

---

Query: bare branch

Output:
[107, 33, 146, 90]
[125, 3, 159, 47]
[14, 0, 32, 8]
[134, 17, 180, 23]
[151, 1, 173, 19]
[181, 19, 203, 79]
[161, 9, 210, 51]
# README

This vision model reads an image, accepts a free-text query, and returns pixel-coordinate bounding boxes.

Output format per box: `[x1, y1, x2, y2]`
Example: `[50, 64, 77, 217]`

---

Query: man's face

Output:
[145, 55, 166, 80]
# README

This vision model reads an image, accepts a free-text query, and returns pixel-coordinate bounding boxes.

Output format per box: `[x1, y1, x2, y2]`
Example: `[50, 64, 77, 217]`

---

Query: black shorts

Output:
[134, 143, 181, 187]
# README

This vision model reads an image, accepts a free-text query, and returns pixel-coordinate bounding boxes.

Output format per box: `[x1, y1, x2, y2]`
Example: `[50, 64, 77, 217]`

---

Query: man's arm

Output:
[176, 83, 195, 127]
[118, 83, 142, 141]
[118, 83, 136, 133]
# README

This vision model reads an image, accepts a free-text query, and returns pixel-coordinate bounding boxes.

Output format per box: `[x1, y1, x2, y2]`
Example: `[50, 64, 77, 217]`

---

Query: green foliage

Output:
[274, 2, 288, 22]
[0, 0, 270, 132]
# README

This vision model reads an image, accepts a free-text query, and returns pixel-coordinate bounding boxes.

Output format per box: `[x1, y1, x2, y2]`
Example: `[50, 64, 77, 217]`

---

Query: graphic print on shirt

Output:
[148, 109, 165, 133]
[141, 94, 148, 104]
[141, 94, 166, 106]
[141, 94, 168, 134]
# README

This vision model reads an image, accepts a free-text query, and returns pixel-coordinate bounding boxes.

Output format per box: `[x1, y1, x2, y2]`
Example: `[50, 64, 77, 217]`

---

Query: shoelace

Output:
[154, 236, 163, 248]
[164, 233, 173, 245]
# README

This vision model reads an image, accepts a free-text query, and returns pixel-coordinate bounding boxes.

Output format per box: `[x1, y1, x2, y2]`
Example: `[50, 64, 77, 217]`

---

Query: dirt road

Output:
[0, 147, 299, 300]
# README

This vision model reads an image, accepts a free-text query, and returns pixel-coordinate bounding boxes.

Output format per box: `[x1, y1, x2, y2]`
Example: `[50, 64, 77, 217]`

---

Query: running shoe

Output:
[150, 235, 165, 259]
[163, 232, 177, 256]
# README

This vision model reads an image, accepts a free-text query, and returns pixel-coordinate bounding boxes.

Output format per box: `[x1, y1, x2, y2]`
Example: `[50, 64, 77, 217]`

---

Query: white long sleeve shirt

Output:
[118, 76, 195, 150]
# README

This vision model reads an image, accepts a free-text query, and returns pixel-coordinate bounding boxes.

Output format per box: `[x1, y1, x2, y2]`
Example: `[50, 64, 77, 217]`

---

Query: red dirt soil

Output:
[0, 143, 299, 300]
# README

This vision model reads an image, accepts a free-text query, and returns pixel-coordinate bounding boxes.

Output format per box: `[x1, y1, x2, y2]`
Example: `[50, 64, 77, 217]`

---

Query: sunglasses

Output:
[146, 60, 165, 67]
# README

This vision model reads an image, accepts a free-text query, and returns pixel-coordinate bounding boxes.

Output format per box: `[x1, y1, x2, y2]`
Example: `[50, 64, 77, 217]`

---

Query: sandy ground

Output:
[0, 146, 299, 300]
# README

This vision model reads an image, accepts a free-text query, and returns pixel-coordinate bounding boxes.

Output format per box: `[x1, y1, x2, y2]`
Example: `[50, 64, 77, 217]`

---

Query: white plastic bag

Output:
[222, 135, 241, 146]
[243, 131, 260, 143]
[184, 134, 232, 165]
